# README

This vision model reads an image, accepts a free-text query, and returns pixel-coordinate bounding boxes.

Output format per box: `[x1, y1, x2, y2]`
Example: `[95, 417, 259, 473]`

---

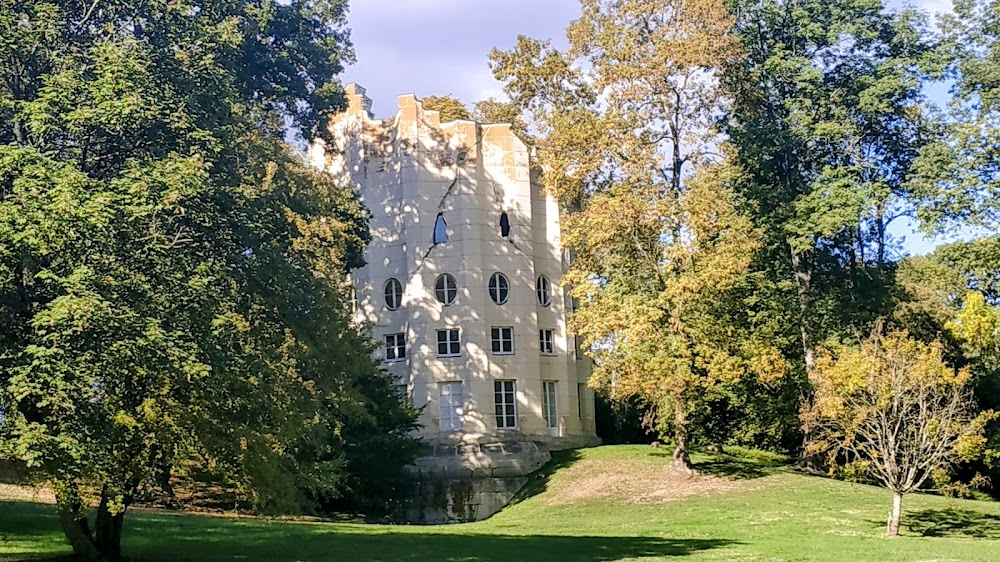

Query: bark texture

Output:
[886, 491, 903, 537]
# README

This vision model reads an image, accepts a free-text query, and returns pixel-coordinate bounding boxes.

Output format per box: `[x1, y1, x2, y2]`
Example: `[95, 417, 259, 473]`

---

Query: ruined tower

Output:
[310, 84, 599, 521]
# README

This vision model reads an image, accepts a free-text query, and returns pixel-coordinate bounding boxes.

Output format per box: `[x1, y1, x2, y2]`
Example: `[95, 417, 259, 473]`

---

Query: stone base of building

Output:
[399, 438, 572, 524]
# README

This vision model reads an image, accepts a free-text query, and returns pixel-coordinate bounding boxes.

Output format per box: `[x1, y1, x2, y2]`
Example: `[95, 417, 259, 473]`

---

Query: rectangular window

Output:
[574, 335, 583, 360]
[439, 382, 464, 432]
[577, 383, 585, 418]
[491, 326, 514, 355]
[539, 329, 555, 355]
[385, 333, 405, 361]
[437, 329, 461, 357]
[494, 380, 517, 429]
[543, 381, 558, 428]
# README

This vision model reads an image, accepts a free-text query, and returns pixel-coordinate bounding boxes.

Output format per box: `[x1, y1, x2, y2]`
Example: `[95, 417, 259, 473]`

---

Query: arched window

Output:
[384, 278, 403, 310]
[536, 275, 551, 307]
[435, 273, 458, 305]
[500, 212, 510, 238]
[433, 213, 448, 244]
[488, 272, 509, 305]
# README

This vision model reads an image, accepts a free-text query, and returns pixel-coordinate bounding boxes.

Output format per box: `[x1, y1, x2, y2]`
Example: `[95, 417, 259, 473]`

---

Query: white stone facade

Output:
[311, 84, 599, 450]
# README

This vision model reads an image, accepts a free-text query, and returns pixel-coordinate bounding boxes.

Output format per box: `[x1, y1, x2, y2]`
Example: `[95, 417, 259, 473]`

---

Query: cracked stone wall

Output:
[311, 84, 600, 451]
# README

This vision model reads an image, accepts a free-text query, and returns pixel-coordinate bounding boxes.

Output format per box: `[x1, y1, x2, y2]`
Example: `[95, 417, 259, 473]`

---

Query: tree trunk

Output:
[56, 485, 134, 561]
[94, 485, 130, 560]
[671, 401, 691, 471]
[886, 491, 903, 537]
[789, 246, 815, 373]
[57, 499, 100, 561]
[790, 245, 823, 471]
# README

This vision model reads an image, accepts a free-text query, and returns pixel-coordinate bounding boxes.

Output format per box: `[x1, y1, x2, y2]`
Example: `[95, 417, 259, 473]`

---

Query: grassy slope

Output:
[2, 445, 1000, 561]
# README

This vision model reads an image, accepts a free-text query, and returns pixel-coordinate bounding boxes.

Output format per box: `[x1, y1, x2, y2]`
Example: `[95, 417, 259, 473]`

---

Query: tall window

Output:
[488, 272, 509, 305]
[491, 327, 514, 355]
[577, 383, 585, 418]
[494, 380, 517, 429]
[539, 329, 555, 355]
[384, 333, 405, 362]
[543, 381, 558, 429]
[384, 278, 402, 310]
[439, 382, 464, 432]
[434, 273, 457, 305]
[433, 213, 448, 244]
[536, 275, 551, 307]
[437, 329, 461, 357]
[499, 212, 511, 237]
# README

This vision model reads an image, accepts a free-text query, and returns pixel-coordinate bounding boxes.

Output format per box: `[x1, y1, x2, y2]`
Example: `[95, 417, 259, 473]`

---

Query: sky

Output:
[341, 0, 965, 257]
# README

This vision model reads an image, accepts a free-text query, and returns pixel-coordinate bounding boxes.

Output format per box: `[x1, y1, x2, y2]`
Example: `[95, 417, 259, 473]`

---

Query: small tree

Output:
[803, 325, 996, 536]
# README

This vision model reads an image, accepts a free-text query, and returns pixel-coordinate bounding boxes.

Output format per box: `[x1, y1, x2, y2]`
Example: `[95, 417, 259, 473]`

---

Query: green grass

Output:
[3, 445, 1000, 561]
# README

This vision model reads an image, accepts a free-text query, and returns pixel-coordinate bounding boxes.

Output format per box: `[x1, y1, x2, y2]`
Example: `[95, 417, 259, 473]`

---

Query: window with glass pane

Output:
[384, 333, 405, 361]
[439, 382, 464, 432]
[536, 275, 551, 306]
[434, 273, 457, 305]
[488, 272, 509, 305]
[543, 381, 558, 428]
[490, 326, 514, 355]
[539, 329, 555, 355]
[384, 278, 403, 310]
[494, 380, 517, 428]
[436, 329, 461, 356]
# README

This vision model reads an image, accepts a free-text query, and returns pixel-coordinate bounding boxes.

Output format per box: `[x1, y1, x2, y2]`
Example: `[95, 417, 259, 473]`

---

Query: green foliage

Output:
[909, 0, 1000, 232]
[0, 0, 419, 558]
[420, 95, 472, 122]
[723, 0, 946, 377]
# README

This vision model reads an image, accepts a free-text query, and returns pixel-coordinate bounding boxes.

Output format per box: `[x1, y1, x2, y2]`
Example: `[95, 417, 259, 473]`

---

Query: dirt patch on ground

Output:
[542, 457, 761, 506]
[0, 482, 55, 503]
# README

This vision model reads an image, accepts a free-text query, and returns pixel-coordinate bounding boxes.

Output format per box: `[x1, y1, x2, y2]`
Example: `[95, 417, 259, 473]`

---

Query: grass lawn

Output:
[3, 445, 1000, 561]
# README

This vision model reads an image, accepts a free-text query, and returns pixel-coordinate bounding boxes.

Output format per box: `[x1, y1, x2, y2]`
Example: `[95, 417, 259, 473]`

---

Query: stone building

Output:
[310, 84, 599, 521]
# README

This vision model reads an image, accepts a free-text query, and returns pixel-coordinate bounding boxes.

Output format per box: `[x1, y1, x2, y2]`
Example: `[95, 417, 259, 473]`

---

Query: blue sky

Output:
[341, 0, 964, 257]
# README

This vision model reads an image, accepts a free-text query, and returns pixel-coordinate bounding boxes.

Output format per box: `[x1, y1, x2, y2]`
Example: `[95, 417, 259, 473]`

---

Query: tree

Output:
[420, 94, 472, 122]
[910, 0, 1000, 232]
[723, 0, 945, 376]
[473, 98, 532, 144]
[0, 1, 419, 559]
[490, 0, 780, 469]
[803, 325, 995, 536]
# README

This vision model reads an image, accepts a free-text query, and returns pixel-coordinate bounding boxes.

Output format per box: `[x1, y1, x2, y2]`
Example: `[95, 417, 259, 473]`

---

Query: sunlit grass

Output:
[3, 445, 1000, 561]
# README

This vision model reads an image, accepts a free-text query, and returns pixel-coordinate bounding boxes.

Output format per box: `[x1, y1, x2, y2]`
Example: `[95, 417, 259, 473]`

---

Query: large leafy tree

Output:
[0, 1, 419, 560]
[490, 0, 781, 469]
[722, 0, 945, 377]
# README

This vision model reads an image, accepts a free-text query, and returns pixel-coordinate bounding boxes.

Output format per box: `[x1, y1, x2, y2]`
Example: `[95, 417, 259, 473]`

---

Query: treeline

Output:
[0, 1, 420, 560]
[434, 0, 1000, 499]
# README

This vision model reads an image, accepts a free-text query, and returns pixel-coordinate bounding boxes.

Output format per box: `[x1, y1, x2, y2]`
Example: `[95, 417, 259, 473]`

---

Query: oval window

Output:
[384, 278, 403, 310]
[435, 273, 458, 305]
[489, 272, 510, 305]
[500, 212, 511, 238]
[536, 275, 551, 307]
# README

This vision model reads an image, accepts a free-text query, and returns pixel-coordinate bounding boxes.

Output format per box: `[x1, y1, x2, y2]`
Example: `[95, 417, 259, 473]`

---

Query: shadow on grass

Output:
[904, 507, 1000, 539]
[693, 454, 785, 480]
[647, 448, 787, 480]
[505, 448, 583, 507]
[130, 523, 739, 561]
[3, 500, 740, 562]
